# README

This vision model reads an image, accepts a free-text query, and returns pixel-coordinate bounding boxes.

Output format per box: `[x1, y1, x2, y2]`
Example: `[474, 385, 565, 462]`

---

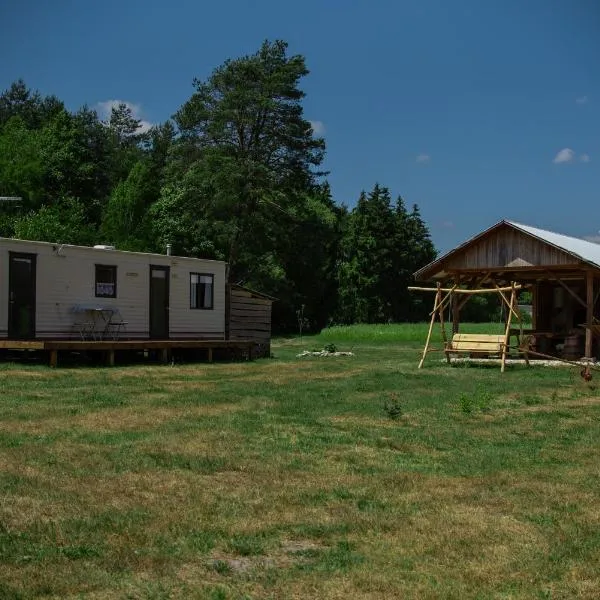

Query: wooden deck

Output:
[0, 339, 258, 367]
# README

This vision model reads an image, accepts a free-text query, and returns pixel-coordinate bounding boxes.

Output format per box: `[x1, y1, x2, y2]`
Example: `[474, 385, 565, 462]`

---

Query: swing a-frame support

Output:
[408, 282, 526, 372]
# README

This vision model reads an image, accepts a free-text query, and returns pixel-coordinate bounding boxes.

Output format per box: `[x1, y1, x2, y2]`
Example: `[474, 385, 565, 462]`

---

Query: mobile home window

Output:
[95, 265, 117, 298]
[190, 273, 213, 309]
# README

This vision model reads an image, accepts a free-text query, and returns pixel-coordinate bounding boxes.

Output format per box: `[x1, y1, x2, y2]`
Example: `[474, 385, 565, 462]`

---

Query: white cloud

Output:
[552, 148, 575, 164]
[309, 120, 325, 136]
[576, 95, 589, 105]
[583, 235, 600, 244]
[416, 153, 431, 163]
[96, 99, 154, 134]
[580, 153, 591, 163]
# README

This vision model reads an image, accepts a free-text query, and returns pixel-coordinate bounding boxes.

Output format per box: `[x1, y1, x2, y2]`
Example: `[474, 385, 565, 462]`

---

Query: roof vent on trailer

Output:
[93, 245, 116, 250]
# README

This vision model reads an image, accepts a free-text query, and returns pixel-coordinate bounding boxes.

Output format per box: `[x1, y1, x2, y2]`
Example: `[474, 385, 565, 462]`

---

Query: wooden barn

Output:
[415, 220, 600, 361]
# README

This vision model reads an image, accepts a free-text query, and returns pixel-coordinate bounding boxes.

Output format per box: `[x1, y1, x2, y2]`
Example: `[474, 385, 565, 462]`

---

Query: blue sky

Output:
[1, 0, 599, 252]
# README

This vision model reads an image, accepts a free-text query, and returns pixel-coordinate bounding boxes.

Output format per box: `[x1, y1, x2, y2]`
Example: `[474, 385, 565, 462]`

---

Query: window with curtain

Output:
[95, 265, 117, 298]
[190, 273, 213, 309]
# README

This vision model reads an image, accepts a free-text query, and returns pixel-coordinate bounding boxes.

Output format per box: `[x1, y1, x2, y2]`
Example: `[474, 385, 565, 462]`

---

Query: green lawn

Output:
[0, 324, 599, 599]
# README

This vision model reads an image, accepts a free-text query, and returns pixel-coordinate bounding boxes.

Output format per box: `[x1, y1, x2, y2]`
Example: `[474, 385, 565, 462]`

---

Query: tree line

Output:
[0, 40, 439, 331]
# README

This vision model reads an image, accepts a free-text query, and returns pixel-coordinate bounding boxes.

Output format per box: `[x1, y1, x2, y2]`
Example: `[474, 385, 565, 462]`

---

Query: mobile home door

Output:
[149, 265, 170, 339]
[8, 252, 36, 339]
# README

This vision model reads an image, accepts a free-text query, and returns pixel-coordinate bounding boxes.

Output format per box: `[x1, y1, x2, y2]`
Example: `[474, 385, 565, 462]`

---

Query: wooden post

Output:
[419, 284, 441, 369]
[208, 347, 213, 363]
[49, 350, 58, 368]
[585, 270, 594, 359]
[439, 292, 448, 344]
[107, 349, 115, 367]
[452, 277, 460, 334]
[532, 284, 538, 330]
[161, 348, 169, 363]
[501, 283, 515, 373]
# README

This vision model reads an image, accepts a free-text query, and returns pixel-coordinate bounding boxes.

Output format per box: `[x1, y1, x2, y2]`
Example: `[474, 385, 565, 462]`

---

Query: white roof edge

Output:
[506, 221, 600, 269]
[0, 236, 227, 265]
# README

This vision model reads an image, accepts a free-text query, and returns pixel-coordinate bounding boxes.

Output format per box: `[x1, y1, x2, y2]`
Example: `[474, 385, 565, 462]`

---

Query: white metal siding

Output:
[0, 239, 226, 339]
[168, 258, 225, 338]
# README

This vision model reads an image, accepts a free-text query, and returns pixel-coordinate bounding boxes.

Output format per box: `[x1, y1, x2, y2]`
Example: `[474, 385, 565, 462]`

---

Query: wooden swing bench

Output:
[409, 282, 528, 372]
[445, 334, 505, 360]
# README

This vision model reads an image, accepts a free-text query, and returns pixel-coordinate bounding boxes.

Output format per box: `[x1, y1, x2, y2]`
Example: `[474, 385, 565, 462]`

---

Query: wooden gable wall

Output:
[444, 225, 580, 271]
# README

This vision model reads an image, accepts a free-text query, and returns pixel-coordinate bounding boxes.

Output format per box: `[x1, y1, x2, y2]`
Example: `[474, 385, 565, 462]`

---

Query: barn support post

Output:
[452, 276, 460, 334]
[585, 270, 594, 359]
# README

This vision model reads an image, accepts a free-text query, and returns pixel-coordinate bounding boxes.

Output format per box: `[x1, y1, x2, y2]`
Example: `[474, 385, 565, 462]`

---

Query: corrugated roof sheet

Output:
[507, 221, 600, 269]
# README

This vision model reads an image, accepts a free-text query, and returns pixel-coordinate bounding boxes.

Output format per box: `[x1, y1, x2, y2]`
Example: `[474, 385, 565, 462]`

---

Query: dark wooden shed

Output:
[225, 284, 275, 358]
[415, 220, 600, 360]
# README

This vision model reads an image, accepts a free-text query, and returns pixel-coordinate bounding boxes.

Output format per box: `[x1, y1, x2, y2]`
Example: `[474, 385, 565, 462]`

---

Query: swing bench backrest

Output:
[446, 334, 505, 356]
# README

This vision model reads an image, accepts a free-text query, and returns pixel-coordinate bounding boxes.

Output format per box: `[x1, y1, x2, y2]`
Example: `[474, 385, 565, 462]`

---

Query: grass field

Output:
[1, 324, 599, 599]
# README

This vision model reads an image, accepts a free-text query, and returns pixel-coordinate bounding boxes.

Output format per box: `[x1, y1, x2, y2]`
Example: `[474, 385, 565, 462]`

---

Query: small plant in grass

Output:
[522, 395, 542, 406]
[226, 533, 266, 556]
[475, 389, 493, 411]
[323, 343, 337, 354]
[212, 559, 232, 575]
[459, 388, 493, 414]
[384, 393, 402, 420]
[459, 393, 474, 414]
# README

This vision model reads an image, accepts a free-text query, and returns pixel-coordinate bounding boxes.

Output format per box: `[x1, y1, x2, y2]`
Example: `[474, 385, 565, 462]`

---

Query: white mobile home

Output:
[1, 238, 226, 341]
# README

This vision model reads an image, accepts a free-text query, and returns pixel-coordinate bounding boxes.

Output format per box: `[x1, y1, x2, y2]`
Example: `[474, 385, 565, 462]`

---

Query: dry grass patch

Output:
[1, 329, 599, 598]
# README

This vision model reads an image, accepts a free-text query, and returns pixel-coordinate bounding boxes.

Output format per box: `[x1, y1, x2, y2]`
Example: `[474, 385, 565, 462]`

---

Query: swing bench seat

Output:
[445, 334, 506, 359]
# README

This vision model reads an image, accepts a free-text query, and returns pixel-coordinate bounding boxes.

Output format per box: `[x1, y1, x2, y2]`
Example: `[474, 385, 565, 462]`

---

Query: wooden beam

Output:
[410, 285, 522, 294]
[439, 290, 449, 344]
[427, 285, 457, 316]
[501, 284, 516, 373]
[49, 350, 58, 368]
[447, 264, 585, 275]
[419, 285, 442, 369]
[493, 283, 521, 321]
[0, 340, 44, 349]
[594, 283, 600, 306]
[532, 284, 538, 330]
[452, 276, 460, 334]
[457, 272, 492, 311]
[545, 272, 587, 308]
[586, 271, 594, 359]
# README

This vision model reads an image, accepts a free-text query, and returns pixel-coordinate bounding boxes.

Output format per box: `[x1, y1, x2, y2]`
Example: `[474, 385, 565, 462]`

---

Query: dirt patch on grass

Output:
[151, 379, 217, 391]
[329, 414, 418, 429]
[0, 369, 53, 379]
[0, 400, 247, 435]
[515, 397, 600, 413]
[72, 403, 241, 430]
[236, 367, 365, 386]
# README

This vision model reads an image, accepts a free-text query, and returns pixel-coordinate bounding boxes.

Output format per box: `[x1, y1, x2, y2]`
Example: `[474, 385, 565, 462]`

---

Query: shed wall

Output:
[226, 286, 272, 343]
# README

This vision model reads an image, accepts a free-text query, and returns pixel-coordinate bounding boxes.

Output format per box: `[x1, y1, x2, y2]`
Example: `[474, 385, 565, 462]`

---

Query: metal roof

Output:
[506, 221, 600, 269]
[414, 220, 600, 280]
